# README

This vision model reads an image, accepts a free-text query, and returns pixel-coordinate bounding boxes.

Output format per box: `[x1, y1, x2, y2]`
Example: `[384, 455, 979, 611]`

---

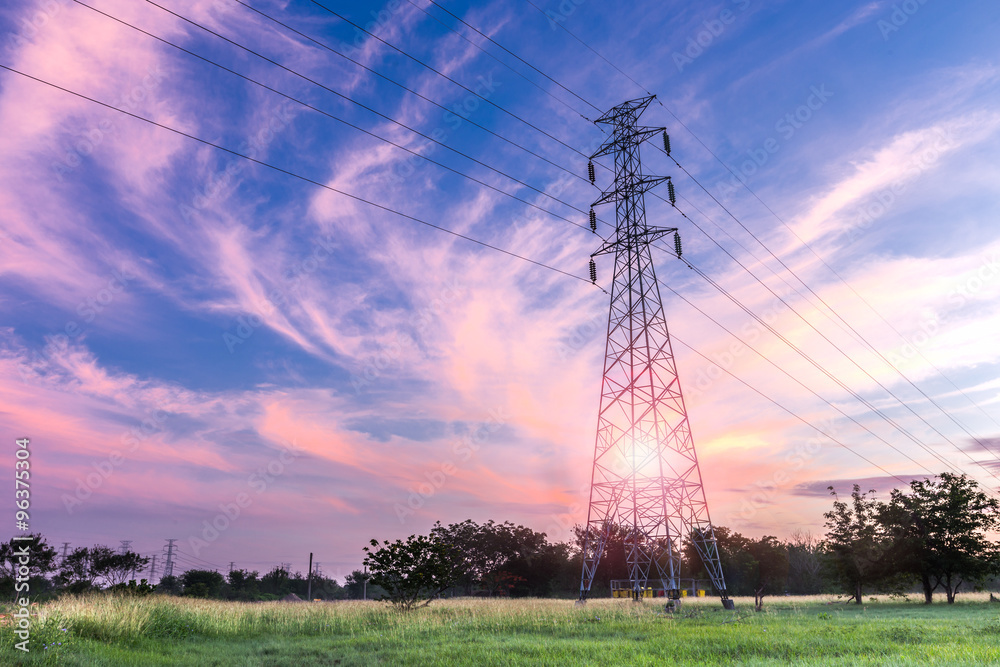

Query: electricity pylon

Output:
[579, 95, 732, 609]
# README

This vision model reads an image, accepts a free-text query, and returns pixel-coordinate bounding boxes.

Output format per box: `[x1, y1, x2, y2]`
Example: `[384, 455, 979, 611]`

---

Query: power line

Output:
[6, 14, 984, 494]
[650, 200, 1000, 484]
[74, 0, 602, 237]
[408, 0, 601, 117]
[672, 257, 1000, 489]
[661, 154, 1000, 470]
[669, 335, 914, 487]
[232, 0, 590, 183]
[521, 0, 655, 98]
[513, 0, 1000, 447]
[0, 64, 590, 286]
[306, 0, 590, 159]
[0, 71, 924, 498]
[657, 273, 942, 480]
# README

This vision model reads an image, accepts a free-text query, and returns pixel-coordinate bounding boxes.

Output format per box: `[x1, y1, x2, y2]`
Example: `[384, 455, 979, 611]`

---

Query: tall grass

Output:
[2, 592, 999, 665]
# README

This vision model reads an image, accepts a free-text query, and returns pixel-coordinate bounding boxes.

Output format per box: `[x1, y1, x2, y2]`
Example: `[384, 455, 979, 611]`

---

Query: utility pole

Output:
[579, 95, 732, 609]
[363, 563, 367, 601]
[60, 542, 71, 564]
[307, 552, 313, 601]
[229, 561, 235, 574]
[163, 539, 177, 579]
[149, 554, 157, 584]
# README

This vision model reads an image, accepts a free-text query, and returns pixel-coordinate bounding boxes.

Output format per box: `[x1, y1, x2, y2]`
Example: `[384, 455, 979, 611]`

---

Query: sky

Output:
[2, 0, 1000, 582]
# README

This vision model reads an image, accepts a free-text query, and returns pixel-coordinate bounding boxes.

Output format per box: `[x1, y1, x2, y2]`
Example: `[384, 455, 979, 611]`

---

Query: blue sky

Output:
[2, 0, 999, 580]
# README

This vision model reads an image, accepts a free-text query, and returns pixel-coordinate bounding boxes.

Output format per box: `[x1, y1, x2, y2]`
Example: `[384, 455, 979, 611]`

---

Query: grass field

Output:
[2, 593, 1000, 665]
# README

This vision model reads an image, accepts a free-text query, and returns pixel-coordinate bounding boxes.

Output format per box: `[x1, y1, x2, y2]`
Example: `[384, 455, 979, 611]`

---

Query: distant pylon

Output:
[579, 95, 732, 609]
[163, 539, 177, 578]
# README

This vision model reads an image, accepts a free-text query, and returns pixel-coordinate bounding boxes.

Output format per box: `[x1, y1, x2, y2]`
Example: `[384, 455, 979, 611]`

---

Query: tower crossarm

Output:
[591, 126, 665, 159]
[591, 175, 669, 206]
[591, 226, 678, 258]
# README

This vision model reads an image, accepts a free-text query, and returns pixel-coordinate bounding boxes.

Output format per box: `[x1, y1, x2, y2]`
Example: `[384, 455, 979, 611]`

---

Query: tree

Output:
[260, 566, 293, 597]
[435, 520, 547, 596]
[0, 534, 58, 599]
[309, 576, 347, 601]
[344, 569, 369, 599]
[822, 485, 901, 603]
[786, 531, 824, 595]
[364, 532, 461, 610]
[93, 549, 150, 587]
[181, 569, 225, 598]
[227, 569, 260, 600]
[748, 536, 789, 611]
[573, 522, 630, 596]
[55, 547, 96, 592]
[883, 473, 1000, 603]
[157, 575, 181, 595]
[684, 526, 756, 596]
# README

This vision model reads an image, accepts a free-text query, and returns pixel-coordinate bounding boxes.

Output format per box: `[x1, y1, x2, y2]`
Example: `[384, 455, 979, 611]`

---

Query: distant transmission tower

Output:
[163, 539, 177, 578]
[579, 95, 732, 609]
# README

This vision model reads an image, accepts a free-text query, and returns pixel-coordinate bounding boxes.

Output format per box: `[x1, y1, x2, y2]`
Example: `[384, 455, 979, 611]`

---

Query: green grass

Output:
[2, 593, 1000, 665]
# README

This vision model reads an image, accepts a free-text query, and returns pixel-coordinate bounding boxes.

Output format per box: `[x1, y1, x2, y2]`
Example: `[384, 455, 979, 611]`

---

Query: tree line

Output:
[364, 473, 1000, 608]
[3, 473, 997, 607]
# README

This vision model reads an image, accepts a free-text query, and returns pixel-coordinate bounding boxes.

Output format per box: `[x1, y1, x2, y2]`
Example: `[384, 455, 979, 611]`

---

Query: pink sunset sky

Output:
[2, 0, 1000, 579]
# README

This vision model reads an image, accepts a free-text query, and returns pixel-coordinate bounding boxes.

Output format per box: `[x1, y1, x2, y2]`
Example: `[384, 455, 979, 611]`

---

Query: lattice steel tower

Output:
[579, 96, 732, 609]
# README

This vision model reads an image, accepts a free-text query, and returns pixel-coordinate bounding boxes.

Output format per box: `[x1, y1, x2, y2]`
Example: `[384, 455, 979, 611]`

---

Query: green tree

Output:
[226, 569, 260, 600]
[0, 533, 58, 599]
[684, 526, 756, 596]
[55, 547, 96, 592]
[91, 548, 150, 587]
[344, 569, 370, 599]
[156, 575, 181, 595]
[786, 530, 824, 595]
[822, 485, 900, 604]
[436, 520, 548, 596]
[260, 566, 293, 597]
[883, 473, 1000, 603]
[181, 569, 225, 598]
[748, 536, 789, 611]
[364, 532, 461, 610]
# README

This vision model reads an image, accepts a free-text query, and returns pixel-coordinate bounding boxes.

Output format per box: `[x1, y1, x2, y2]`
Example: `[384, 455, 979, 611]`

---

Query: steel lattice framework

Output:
[579, 96, 732, 609]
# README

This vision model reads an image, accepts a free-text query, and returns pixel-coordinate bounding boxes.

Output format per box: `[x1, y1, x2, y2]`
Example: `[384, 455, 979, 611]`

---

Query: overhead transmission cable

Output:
[516, 0, 1000, 437]
[406, 0, 602, 118]
[671, 336, 917, 487]
[656, 199, 1000, 484]
[296, 0, 1000, 480]
[230, 0, 588, 181]
[306, 0, 593, 160]
[424, 0, 1000, 474]
[123, 0, 596, 233]
[0, 64, 589, 286]
[31, 4, 995, 486]
[0, 64, 921, 491]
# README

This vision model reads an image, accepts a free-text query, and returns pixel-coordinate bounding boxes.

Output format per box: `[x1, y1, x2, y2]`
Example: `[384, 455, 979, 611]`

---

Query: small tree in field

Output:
[364, 532, 460, 610]
[883, 473, 1000, 603]
[749, 536, 789, 611]
[823, 485, 898, 604]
